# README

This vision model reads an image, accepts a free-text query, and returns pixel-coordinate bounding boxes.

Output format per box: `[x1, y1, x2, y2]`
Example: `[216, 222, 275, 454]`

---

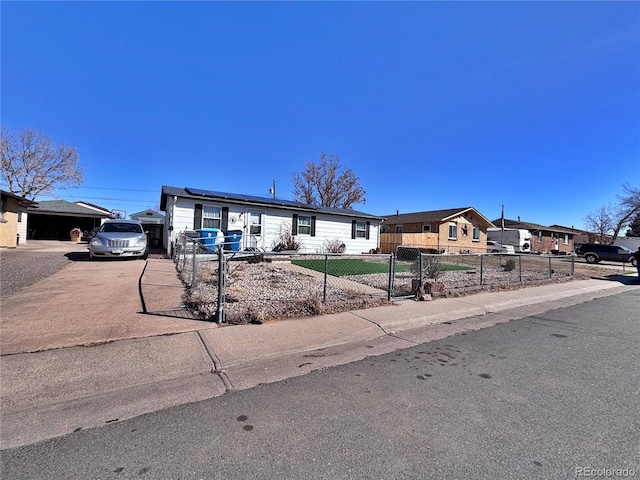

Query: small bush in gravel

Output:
[423, 256, 443, 280]
[503, 259, 516, 271]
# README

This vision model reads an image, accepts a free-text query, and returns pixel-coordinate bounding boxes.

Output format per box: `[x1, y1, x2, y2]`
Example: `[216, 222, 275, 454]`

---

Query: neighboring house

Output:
[160, 186, 383, 255]
[549, 225, 594, 249]
[130, 209, 165, 249]
[380, 207, 495, 254]
[130, 209, 165, 225]
[0, 190, 37, 247]
[494, 218, 575, 254]
[27, 200, 111, 240]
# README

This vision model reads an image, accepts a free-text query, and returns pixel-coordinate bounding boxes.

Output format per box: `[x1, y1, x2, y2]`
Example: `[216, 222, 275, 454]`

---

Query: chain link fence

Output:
[391, 246, 575, 298]
[173, 237, 575, 324]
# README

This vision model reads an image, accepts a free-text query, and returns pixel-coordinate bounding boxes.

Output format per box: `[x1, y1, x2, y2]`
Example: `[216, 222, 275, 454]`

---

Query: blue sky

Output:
[2, 1, 639, 228]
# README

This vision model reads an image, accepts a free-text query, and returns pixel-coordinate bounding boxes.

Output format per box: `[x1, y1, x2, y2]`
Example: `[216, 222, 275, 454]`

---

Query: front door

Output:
[246, 210, 264, 250]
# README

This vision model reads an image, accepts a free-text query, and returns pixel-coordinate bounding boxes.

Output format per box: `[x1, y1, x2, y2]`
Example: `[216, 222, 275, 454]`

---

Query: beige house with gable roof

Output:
[380, 207, 495, 254]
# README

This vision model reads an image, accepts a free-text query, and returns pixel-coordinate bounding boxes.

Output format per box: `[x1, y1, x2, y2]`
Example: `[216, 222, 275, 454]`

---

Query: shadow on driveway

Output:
[65, 251, 90, 261]
[594, 274, 640, 286]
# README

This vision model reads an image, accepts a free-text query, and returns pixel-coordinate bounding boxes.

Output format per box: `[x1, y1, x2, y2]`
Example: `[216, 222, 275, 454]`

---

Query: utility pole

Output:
[269, 178, 276, 199]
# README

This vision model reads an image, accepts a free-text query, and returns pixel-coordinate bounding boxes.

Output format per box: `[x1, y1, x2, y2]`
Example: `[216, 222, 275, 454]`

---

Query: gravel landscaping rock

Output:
[182, 261, 390, 324]
[179, 255, 599, 325]
[1, 251, 76, 298]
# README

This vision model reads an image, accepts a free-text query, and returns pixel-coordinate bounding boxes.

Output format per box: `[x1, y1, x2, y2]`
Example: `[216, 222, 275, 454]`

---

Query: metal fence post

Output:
[571, 254, 575, 277]
[519, 254, 522, 282]
[548, 256, 552, 279]
[480, 254, 484, 285]
[216, 246, 225, 324]
[191, 240, 198, 287]
[418, 253, 423, 288]
[388, 254, 395, 301]
[181, 235, 187, 271]
[322, 254, 328, 303]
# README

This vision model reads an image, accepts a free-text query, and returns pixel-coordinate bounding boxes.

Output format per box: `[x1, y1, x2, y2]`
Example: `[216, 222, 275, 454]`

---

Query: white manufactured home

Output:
[160, 186, 383, 255]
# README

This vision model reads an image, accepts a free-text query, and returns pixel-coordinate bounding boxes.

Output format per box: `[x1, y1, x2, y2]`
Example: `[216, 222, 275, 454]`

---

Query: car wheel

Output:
[631, 257, 638, 267]
[491, 249, 499, 253]
[584, 253, 598, 264]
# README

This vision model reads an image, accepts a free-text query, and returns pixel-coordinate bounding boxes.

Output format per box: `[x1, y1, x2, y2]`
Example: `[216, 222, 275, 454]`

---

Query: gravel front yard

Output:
[180, 256, 595, 324]
[184, 261, 390, 324]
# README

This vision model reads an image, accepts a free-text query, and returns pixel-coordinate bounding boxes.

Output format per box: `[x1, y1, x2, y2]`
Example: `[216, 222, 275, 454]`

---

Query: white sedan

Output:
[486, 241, 515, 254]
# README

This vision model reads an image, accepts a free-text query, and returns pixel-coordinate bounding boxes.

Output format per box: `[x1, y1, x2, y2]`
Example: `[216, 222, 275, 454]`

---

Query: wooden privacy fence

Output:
[380, 232, 439, 254]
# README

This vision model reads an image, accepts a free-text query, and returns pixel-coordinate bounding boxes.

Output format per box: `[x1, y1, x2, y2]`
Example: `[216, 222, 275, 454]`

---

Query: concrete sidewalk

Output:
[1, 255, 636, 449]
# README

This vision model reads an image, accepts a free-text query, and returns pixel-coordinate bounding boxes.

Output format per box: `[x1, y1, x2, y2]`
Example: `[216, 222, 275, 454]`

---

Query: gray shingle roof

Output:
[29, 200, 111, 217]
[493, 218, 575, 234]
[382, 207, 494, 226]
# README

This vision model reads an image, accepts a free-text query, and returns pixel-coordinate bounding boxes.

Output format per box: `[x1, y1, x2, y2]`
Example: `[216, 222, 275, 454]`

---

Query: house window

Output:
[202, 205, 221, 228]
[0, 198, 6, 222]
[422, 225, 431, 233]
[472, 226, 480, 241]
[292, 214, 315, 236]
[351, 220, 371, 239]
[563, 234, 569, 245]
[248, 211, 263, 236]
[298, 215, 312, 235]
[395, 225, 403, 233]
[448, 223, 457, 240]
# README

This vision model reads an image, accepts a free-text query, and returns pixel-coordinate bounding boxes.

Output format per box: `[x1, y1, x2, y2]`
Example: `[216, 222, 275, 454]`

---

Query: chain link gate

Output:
[390, 246, 422, 299]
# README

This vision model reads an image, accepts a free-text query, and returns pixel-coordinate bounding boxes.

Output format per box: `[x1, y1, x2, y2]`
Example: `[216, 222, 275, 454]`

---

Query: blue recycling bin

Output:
[196, 228, 224, 253]
[223, 230, 243, 252]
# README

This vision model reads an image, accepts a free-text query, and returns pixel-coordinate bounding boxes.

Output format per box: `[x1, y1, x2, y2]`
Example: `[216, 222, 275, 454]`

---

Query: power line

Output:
[67, 186, 159, 193]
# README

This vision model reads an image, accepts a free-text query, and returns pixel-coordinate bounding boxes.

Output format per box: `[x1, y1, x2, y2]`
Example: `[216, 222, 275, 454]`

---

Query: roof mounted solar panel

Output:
[184, 187, 214, 197]
[185, 187, 317, 210]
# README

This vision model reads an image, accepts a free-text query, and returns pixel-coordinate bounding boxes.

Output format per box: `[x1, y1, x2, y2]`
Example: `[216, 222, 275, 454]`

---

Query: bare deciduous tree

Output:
[610, 183, 640, 243]
[292, 152, 366, 209]
[584, 207, 614, 243]
[584, 183, 640, 243]
[1, 128, 84, 200]
[619, 183, 640, 213]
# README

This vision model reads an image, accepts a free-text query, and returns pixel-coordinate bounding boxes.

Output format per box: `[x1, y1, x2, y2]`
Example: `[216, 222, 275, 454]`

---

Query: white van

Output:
[487, 228, 532, 253]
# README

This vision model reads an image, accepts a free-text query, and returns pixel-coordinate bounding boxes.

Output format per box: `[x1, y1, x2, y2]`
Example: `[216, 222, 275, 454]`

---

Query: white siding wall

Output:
[17, 209, 28, 245]
[164, 195, 380, 255]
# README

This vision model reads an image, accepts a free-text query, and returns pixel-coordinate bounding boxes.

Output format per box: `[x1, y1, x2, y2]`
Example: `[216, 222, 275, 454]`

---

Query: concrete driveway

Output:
[1, 241, 215, 355]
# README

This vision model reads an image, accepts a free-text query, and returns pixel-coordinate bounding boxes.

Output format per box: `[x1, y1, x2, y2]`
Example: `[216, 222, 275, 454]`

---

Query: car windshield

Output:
[101, 223, 143, 234]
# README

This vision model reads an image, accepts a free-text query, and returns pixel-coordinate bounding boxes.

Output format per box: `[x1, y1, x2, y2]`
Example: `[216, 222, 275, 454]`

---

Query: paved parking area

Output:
[1, 241, 211, 355]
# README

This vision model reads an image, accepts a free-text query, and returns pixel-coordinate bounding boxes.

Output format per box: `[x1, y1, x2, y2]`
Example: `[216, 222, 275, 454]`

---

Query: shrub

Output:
[503, 258, 516, 271]
[323, 238, 346, 254]
[272, 223, 302, 251]
[423, 255, 443, 280]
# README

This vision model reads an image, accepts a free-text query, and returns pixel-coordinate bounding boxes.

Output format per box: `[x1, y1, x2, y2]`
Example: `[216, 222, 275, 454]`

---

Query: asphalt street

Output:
[2, 290, 638, 480]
